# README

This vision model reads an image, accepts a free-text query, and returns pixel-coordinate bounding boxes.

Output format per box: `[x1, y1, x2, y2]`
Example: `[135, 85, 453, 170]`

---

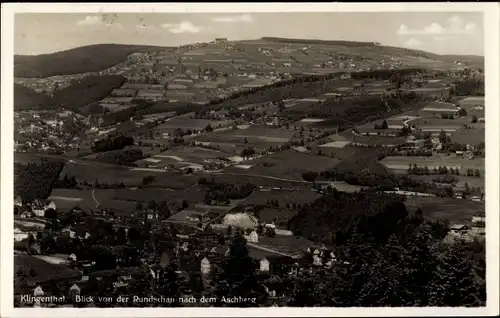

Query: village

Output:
[13, 34, 487, 308]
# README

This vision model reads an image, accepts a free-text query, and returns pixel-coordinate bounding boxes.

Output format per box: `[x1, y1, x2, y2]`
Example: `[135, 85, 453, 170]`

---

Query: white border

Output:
[1, 3, 499, 318]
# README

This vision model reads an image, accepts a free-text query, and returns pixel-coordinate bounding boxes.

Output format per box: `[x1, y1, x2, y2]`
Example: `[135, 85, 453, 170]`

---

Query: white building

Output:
[245, 230, 259, 243]
[260, 258, 270, 272]
[201, 257, 211, 275]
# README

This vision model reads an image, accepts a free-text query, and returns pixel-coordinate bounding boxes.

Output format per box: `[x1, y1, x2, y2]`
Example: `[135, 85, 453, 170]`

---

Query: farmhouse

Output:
[356, 127, 401, 137]
[121, 83, 164, 91]
[136, 90, 165, 100]
[167, 84, 188, 90]
[173, 78, 194, 84]
[100, 97, 134, 105]
[111, 89, 137, 97]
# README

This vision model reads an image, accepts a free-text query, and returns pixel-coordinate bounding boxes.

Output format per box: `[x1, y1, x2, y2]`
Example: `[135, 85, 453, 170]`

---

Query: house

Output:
[45, 200, 56, 211]
[32, 206, 45, 217]
[293, 146, 310, 154]
[30, 242, 41, 254]
[113, 279, 129, 289]
[471, 212, 486, 235]
[200, 257, 211, 275]
[34, 286, 44, 297]
[450, 224, 469, 236]
[471, 222, 485, 235]
[143, 209, 159, 220]
[454, 191, 464, 199]
[215, 38, 228, 44]
[136, 90, 165, 100]
[111, 89, 137, 97]
[14, 196, 23, 207]
[313, 254, 323, 266]
[260, 258, 270, 272]
[68, 284, 80, 296]
[173, 78, 194, 84]
[245, 230, 259, 243]
[20, 211, 33, 218]
[167, 83, 188, 90]
[472, 212, 486, 223]
[471, 195, 483, 202]
[14, 228, 28, 242]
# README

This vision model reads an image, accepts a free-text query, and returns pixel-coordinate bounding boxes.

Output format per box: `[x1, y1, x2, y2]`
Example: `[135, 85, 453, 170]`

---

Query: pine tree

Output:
[157, 262, 181, 306]
[212, 233, 267, 306]
[427, 242, 479, 306]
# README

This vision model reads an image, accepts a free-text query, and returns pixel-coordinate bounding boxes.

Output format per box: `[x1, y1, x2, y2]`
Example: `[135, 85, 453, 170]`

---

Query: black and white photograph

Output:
[1, 3, 499, 317]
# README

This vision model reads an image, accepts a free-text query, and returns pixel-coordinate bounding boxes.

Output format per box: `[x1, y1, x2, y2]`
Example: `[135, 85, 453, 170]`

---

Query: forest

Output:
[51, 75, 126, 112]
[289, 191, 408, 245]
[14, 158, 65, 202]
[14, 44, 162, 78]
[14, 84, 52, 111]
[319, 158, 397, 189]
[95, 148, 144, 166]
[451, 78, 485, 96]
[283, 189, 485, 306]
[91, 135, 135, 153]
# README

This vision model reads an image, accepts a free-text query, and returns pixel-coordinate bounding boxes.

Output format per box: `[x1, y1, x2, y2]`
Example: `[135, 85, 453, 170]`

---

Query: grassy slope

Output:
[14, 44, 166, 78]
[258, 37, 484, 67]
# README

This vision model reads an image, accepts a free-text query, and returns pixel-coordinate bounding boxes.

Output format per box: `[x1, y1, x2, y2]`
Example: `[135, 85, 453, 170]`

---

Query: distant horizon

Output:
[15, 12, 484, 56]
[13, 38, 485, 58]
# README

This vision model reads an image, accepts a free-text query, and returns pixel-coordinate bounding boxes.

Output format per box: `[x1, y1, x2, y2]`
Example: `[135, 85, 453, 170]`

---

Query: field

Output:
[105, 187, 205, 204]
[14, 254, 81, 284]
[59, 159, 198, 189]
[50, 186, 206, 213]
[243, 188, 321, 207]
[256, 235, 316, 256]
[450, 128, 485, 146]
[407, 117, 468, 135]
[457, 96, 485, 107]
[140, 146, 236, 167]
[256, 207, 301, 225]
[352, 135, 407, 147]
[14, 152, 47, 164]
[404, 196, 484, 224]
[206, 173, 310, 189]
[168, 202, 239, 223]
[381, 155, 485, 174]
[410, 175, 484, 189]
[314, 143, 382, 162]
[225, 150, 341, 180]
[152, 117, 232, 132]
[49, 188, 137, 212]
[194, 126, 297, 152]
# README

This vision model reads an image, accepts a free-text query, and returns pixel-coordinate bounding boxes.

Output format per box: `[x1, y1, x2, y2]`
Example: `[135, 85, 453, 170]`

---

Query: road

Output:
[205, 171, 308, 184]
[247, 242, 299, 259]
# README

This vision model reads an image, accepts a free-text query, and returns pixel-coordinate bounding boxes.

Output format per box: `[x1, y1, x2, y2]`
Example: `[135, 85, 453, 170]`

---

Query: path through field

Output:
[91, 188, 100, 208]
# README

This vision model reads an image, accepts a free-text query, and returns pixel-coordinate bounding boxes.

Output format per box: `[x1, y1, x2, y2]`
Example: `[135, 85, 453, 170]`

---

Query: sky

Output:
[14, 12, 484, 56]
